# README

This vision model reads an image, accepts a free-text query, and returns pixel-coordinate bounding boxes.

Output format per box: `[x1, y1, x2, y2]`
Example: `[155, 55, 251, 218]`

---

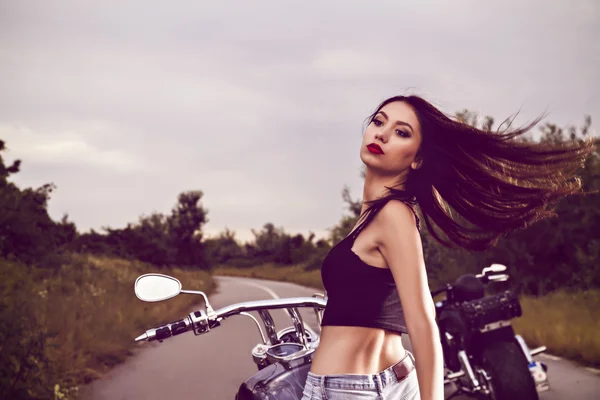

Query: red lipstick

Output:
[367, 143, 384, 154]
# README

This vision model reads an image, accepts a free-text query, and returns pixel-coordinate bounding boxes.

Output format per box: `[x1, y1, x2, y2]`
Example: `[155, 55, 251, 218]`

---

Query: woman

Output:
[300, 95, 594, 400]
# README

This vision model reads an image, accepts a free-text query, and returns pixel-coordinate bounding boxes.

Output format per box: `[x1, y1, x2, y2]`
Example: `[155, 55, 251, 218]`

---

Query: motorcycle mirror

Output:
[482, 263, 507, 275]
[135, 273, 182, 302]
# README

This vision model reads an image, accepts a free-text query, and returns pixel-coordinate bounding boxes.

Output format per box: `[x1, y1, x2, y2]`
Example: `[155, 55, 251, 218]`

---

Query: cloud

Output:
[310, 49, 398, 79]
[1, 123, 147, 173]
[0, 0, 598, 238]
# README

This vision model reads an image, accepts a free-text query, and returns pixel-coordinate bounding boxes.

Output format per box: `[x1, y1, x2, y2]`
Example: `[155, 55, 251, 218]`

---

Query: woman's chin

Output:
[362, 163, 390, 176]
[360, 151, 381, 165]
[361, 161, 408, 178]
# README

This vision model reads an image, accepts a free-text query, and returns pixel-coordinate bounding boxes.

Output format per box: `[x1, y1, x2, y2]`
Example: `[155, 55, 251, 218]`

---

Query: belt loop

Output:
[320, 375, 328, 400]
[375, 373, 384, 394]
[407, 350, 416, 365]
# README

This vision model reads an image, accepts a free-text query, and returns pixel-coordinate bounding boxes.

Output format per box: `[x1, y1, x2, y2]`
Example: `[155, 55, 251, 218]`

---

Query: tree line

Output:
[0, 111, 597, 295]
[0, 143, 209, 269]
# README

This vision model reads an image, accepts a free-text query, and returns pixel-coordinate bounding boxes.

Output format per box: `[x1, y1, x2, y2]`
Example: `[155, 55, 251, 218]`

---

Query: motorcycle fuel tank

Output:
[236, 358, 312, 400]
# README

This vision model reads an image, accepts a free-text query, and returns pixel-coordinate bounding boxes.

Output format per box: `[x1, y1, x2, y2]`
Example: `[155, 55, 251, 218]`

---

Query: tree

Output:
[327, 185, 361, 245]
[250, 223, 290, 264]
[435, 114, 599, 293]
[166, 191, 208, 268]
[0, 140, 75, 266]
[72, 191, 210, 269]
[203, 227, 244, 266]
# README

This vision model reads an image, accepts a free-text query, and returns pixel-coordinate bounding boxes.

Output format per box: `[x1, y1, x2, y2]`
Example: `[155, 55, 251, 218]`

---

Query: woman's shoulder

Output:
[376, 198, 421, 233]
[378, 198, 418, 220]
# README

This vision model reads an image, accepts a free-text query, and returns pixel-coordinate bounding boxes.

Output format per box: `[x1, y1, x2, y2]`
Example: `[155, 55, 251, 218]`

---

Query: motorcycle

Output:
[133, 263, 549, 399]
[433, 263, 549, 399]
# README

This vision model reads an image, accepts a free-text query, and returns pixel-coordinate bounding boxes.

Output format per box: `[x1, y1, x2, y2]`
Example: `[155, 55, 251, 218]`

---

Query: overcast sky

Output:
[1, 0, 598, 243]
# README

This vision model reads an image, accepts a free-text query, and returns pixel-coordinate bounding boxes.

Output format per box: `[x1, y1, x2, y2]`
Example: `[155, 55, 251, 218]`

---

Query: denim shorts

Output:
[301, 350, 420, 399]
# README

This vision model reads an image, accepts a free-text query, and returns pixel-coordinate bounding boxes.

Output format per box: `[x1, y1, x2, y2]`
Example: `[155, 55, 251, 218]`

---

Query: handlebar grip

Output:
[155, 319, 190, 341]
[170, 320, 188, 335]
[156, 326, 172, 341]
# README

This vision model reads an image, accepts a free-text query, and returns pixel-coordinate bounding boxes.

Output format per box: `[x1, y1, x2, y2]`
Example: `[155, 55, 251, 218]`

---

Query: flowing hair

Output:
[354, 95, 596, 251]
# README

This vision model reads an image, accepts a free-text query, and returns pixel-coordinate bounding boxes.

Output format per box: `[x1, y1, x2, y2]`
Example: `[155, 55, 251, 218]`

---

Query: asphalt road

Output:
[81, 276, 600, 399]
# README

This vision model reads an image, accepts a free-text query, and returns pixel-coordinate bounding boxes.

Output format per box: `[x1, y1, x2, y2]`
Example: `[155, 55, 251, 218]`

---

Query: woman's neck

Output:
[361, 168, 407, 207]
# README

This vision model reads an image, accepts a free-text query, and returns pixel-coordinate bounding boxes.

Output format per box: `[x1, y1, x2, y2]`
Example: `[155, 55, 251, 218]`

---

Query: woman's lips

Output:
[367, 144, 384, 154]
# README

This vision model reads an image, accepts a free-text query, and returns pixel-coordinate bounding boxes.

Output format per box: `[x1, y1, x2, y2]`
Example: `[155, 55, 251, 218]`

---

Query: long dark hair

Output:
[354, 95, 596, 251]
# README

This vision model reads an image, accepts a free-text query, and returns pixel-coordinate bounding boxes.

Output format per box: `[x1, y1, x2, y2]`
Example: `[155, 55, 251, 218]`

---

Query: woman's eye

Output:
[372, 118, 383, 127]
[396, 130, 410, 138]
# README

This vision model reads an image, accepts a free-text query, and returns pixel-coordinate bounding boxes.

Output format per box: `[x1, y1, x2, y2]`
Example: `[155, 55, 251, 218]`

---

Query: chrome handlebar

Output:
[135, 296, 327, 344]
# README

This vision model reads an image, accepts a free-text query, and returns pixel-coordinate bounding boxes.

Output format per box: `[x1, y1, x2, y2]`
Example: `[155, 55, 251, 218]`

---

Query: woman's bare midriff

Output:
[309, 210, 408, 374]
[309, 325, 406, 375]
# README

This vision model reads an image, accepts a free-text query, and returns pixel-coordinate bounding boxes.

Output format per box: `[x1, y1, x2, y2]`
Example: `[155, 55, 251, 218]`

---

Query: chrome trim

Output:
[252, 343, 269, 357]
[215, 297, 326, 320]
[188, 309, 209, 335]
[476, 368, 494, 396]
[264, 343, 316, 365]
[251, 343, 269, 368]
[135, 329, 154, 342]
[515, 334, 538, 363]
[312, 293, 325, 326]
[530, 346, 547, 357]
[481, 263, 507, 276]
[458, 350, 480, 389]
[265, 343, 303, 363]
[479, 319, 511, 332]
[444, 370, 465, 384]
[258, 309, 279, 345]
[135, 296, 326, 345]
[487, 274, 509, 282]
[287, 307, 307, 347]
[280, 347, 315, 362]
[240, 312, 267, 344]
[277, 325, 319, 346]
[215, 296, 326, 347]
[180, 289, 216, 317]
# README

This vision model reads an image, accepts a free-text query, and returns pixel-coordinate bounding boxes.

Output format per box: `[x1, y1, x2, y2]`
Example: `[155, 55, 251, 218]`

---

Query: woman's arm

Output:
[376, 200, 444, 400]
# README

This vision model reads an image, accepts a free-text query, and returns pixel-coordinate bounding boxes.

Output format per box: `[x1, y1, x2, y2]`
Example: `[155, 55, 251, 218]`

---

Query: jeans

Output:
[301, 351, 420, 399]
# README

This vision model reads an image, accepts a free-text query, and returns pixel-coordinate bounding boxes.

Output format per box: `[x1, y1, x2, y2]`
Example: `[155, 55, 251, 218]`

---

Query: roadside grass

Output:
[0, 254, 215, 400]
[214, 263, 600, 367]
[215, 263, 324, 291]
[512, 290, 600, 368]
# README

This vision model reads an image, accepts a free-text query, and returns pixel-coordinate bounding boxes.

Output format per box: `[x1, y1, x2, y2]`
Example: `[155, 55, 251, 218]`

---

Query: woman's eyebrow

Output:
[378, 111, 414, 132]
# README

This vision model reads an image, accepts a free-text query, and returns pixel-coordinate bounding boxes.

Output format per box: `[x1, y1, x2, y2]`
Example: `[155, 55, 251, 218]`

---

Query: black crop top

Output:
[320, 198, 420, 335]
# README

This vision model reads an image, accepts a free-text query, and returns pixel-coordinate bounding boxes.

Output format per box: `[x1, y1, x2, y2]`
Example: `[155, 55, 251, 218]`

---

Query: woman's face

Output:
[360, 101, 423, 176]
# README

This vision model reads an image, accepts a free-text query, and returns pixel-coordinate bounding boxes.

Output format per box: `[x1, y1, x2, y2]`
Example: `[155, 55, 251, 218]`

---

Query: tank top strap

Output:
[391, 196, 421, 232]
[405, 202, 421, 232]
[349, 217, 368, 241]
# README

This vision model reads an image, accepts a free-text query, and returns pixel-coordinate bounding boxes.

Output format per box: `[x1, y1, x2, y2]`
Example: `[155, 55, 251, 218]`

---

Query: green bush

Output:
[0, 255, 216, 400]
[0, 260, 51, 400]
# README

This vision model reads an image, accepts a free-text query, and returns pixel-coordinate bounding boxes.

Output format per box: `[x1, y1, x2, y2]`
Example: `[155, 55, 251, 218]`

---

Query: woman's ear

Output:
[411, 156, 423, 170]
